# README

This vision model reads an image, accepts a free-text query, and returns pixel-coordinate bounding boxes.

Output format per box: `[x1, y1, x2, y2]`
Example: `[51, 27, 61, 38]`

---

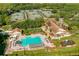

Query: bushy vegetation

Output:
[11, 19, 44, 29]
[0, 30, 9, 55]
[24, 28, 43, 35]
[2, 25, 12, 31]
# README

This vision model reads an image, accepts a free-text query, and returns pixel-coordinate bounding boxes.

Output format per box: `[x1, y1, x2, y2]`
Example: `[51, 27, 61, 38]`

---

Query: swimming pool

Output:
[20, 36, 42, 47]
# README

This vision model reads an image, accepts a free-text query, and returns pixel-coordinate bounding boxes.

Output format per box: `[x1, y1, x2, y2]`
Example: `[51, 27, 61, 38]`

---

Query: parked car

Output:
[60, 39, 75, 47]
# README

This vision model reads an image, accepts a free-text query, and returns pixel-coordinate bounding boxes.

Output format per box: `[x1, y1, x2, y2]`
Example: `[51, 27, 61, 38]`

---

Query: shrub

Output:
[2, 25, 12, 31]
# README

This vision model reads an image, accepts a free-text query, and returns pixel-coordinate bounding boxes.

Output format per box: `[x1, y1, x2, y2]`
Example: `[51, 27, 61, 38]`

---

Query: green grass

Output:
[24, 28, 44, 35]
[7, 46, 79, 56]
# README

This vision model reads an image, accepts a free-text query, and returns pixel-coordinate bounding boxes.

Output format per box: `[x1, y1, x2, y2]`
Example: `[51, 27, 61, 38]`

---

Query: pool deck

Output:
[5, 33, 54, 54]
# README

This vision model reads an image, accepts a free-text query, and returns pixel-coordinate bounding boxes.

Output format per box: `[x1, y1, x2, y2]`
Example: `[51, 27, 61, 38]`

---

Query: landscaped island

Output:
[0, 3, 79, 56]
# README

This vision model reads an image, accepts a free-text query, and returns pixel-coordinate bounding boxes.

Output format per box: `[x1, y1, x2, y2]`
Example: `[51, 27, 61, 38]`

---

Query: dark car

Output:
[60, 40, 75, 47]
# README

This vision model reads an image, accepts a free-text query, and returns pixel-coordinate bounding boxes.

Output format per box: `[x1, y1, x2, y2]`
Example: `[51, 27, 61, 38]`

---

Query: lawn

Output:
[6, 34, 79, 56]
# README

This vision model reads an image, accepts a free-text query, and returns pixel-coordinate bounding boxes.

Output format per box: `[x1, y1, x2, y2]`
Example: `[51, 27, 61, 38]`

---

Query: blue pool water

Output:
[20, 36, 42, 47]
